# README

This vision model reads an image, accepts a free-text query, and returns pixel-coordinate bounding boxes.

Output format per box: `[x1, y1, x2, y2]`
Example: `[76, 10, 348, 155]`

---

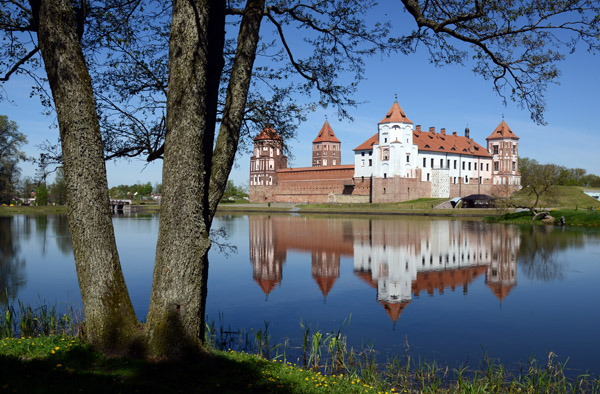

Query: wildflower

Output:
[51, 350, 55, 354]
[55, 346, 60, 350]
[56, 364, 62, 368]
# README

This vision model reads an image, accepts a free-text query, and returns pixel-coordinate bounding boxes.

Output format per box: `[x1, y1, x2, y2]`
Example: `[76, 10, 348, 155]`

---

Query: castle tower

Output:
[486, 120, 520, 187]
[312, 120, 341, 167]
[250, 124, 287, 188]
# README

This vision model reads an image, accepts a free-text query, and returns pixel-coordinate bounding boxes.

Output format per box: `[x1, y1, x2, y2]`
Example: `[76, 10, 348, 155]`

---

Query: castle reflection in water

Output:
[249, 216, 519, 322]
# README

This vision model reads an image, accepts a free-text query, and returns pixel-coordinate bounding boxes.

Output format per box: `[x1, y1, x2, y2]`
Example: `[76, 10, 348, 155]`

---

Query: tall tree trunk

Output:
[208, 0, 266, 219]
[34, 0, 138, 350]
[145, 0, 226, 357]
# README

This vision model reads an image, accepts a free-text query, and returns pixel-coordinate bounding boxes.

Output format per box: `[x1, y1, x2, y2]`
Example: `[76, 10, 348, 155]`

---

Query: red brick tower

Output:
[312, 120, 341, 167]
[250, 125, 287, 188]
[486, 120, 520, 187]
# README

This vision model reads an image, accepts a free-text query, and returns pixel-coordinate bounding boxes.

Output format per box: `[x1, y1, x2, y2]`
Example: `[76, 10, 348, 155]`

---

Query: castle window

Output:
[369, 159, 372, 166]
[361, 152, 365, 156]
[494, 162, 499, 171]
[361, 176, 364, 182]
[406, 155, 410, 163]
[512, 161, 516, 171]
[384, 138, 388, 143]
[383, 187, 386, 194]
[333, 160, 337, 165]
[440, 159, 443, 168]
[486, 163, 489, 171]
[427, 173, 430, 181]
[369, 151, 372, 156]
[423, 158, 426, 167]
[479, 176, 482, 184]
[447, 159, 450, 168]
[453, 177, 457, 184]
[468, 162, 471, 171]
[454, 160, 457, 169]
[474, 162, 477, 170]
[384, 173, 387, 178]
[465, 175, 468, 183]
[462, 162, 465, 170]
[431, 158, 434, 168]
[493, 145, 499, 154]
[512, 145, 516, 155]
[361, 159, 365, 167]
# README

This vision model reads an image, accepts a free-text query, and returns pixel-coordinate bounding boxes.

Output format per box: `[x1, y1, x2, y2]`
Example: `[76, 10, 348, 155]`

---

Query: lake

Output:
[1, 213, 599, 373]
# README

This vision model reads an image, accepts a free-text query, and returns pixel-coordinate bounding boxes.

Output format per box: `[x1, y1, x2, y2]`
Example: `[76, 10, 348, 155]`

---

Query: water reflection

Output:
[0, 217, 26, 304]
[249, 217, 523, 321]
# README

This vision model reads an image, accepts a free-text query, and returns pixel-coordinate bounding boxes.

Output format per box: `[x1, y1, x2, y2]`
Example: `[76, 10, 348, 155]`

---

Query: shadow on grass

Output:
[0, 348, 295, 394]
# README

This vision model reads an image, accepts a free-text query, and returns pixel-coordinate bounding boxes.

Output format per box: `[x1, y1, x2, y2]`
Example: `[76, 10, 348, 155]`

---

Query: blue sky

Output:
[2, 5, 599, 188]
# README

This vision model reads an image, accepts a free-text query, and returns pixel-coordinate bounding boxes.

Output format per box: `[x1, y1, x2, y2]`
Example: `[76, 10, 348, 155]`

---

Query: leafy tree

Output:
[34, 183, 48, 206]
[519, 157, 561, 213]
[1, 0, 599, 358]
[222, 180, 247, 201]
[0, 116, 27, 204]
[49, 167, 67, 205]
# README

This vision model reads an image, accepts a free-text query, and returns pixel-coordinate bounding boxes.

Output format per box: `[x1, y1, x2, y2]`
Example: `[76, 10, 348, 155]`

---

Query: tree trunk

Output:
[145, 0, 226, 357]
[34, 0, 138, 350]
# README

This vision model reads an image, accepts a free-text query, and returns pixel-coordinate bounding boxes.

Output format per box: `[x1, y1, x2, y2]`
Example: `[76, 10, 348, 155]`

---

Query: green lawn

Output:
[1, 335, 599, 394]
[507, 186, 600, 209]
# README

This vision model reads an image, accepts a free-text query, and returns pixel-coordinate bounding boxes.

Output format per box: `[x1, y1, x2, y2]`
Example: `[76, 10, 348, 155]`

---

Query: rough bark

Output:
[33, 0, 138, 350]
[208, 0, 265, 220]
[145, 0, 226, 357]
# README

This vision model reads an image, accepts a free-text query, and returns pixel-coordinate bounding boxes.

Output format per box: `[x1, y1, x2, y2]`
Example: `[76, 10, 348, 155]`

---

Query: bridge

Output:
[110, 199, 132, 213]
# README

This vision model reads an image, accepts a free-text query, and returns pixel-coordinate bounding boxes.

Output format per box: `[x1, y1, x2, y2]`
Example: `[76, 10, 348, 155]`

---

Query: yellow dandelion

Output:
[51, 350, 55, 354]
[56, 364, 62, 368]
[55, 346, 60, 350]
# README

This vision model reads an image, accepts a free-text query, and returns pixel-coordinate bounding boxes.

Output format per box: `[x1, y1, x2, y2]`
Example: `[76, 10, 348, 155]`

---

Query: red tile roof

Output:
[486, 120, 519, 140]
[313, 120, 341, 143]
[313, 275, 337, 297]
[254, 126, 283, 141]
[354, 130, 491, 158]
[378, 101, 413, 124]
[353, 132, 379, 151]
[412, 130, 491, 158]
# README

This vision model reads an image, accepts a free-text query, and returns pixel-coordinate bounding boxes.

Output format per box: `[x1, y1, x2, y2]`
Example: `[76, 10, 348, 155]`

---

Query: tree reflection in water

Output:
[517, 225, 586, 282]
[0, 217, 26, 305]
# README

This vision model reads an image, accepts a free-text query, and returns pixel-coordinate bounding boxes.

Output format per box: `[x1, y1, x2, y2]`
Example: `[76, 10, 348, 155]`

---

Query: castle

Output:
[249, 101, 520, 203]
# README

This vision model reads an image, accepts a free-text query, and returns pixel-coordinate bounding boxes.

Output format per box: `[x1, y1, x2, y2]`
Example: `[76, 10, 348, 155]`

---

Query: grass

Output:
[508, 186, 600, 210]
[0, 205, 68, 215]
[487, 208, 600, 226]
[1, 335, 599, 394]
[1, 304, 599, 393]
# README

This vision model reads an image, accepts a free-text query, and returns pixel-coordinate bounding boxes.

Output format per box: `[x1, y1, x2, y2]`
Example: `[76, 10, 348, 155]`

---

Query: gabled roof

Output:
[412, 130, 491, 157]
[313, 275, 337, 297]
[254, 126, 283, 141]
[313, 120, 341, 143]
[486, 120, 519, 140]
[354, 130, 492, 158]
[353, 132, 378, 151]
[378, 101, 413, 125]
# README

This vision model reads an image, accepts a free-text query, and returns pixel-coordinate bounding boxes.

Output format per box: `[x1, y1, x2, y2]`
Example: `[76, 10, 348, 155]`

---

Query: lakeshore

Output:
[1, 334, 599, 394]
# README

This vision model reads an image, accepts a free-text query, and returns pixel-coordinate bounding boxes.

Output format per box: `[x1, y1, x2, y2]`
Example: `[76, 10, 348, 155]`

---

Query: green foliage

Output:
[0, 116, 27, 204]
[221, 180, 248, 202]
[49, 167, 67, 205]
[109, 182, 155, 200]
[34, 184, 49, 206]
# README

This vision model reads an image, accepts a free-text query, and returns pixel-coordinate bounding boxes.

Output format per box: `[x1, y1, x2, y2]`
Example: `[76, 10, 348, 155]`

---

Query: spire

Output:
[313, 120, 341, 143]
[378, 101, 413, 124]
[486, 120, 519, 140]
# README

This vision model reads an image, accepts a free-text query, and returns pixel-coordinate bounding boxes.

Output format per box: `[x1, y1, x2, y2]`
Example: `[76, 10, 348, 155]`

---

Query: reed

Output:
[0, 299, 79, 338]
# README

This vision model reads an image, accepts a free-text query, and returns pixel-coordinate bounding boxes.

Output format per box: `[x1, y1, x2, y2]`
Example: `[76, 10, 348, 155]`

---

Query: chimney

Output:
[452, 131, 457, 136]
[416, 125, 421, 132]
[441, 128, 446, 135]
[429, 126, 435, 133]
[465, 125, 470, 139]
